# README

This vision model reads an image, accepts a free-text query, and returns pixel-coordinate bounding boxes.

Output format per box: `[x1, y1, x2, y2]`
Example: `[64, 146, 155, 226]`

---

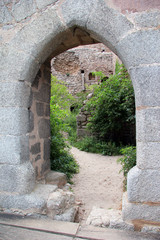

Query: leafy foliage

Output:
[50, 75, 79, 181]
[73, 136, 121, 156]
[85, 63, 135, 145]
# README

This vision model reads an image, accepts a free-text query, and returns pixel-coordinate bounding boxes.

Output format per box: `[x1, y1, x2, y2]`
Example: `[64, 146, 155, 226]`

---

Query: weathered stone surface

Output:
[127, 166, 160, 202]
[122, 192, 160, 223]
[45, 171, 67, 188]
[136, 108, 160, 142]
[45, 104, 50, 116]
[43, 139, 50, 161]
[11, 0, 36, 22]
[0, 3, 13, 24]
[87, 0, 134, 52]
[86, 207, 134, 230]
[0, 162, 35, 194]
[130, 65, 160, 107]
[0, 184, 57, 211]
[8, 7, 67, 74]
[29, 110, 34, 133]
[137, 142, 160, 170]
[36, 102, 44, 116]
[30, 142, 40, 155]
[47, 189, 76, 221]
[130, 10, 160, 28]
[34, 83, 50, 103]
[0, 107, 29, 135]
[36, 0, 57, 10]
[54, 207, 77, 222]
[0, 135, 29, 165]
[38, 119, 50, 138]
[117, 29, 160, 69]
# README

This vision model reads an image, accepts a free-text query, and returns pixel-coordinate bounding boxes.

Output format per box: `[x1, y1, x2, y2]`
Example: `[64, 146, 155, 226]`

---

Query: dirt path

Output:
[70, 147, 124, 222]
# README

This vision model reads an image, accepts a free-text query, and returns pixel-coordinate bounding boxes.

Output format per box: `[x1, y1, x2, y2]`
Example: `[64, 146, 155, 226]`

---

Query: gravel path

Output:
[70, 147, 124, 222]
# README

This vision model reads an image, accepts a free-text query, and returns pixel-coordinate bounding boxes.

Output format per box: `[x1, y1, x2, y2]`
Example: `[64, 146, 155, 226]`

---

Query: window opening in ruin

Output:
[89, 72, 95, 81]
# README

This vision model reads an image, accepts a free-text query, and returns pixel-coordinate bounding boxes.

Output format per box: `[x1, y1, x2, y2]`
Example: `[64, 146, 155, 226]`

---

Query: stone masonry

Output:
[51, 44, 117, 95]
[0, 0, 160, 227]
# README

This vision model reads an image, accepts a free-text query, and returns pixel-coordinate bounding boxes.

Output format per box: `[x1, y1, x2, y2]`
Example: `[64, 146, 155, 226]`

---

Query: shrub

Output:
[85, 63, 135, 145]
[117, 146, 136, 189]
[73, 136, 122, 156]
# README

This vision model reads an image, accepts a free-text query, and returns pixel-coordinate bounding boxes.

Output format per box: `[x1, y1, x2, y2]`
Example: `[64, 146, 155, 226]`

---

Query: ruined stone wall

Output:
[51, 44, 117, 95]
[29, 65, 51, 180]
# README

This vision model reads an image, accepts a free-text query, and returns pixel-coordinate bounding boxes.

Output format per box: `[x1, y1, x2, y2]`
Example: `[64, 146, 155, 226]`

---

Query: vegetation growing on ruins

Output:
[50, 63, 136, 183]
[50, 76, 79, 181]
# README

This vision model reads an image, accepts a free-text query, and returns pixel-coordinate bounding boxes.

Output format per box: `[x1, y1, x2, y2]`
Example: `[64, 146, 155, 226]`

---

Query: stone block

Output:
[38, 119, 50, 138]
[122, 192, 160, 223]
[136, 108, 160, 142]
[0, 4, 13, 24]
[117, 29, 160, 69]
[86, 0, 134, 53]
[0, 45, 40, 82]
[41, 160, 50, 177]
[11, 0, 36, 22]
[45, 104, 50, 116]
[0, 184, 57, 211]
[36, 0, 57, 10]
[127, 166, 160, 202]
[0, 135, 29, 165]
[45, 171, 67, 188]
[7, 7, 66, 74]
[44, 139, 50, 161]
[0, 107, 29, 135]
[60, 0, 96, 29]
[29, 110, 34, 133]
[137, 141, 160, 170]
[0, 162, 35, 194]
[30, 142, 40, 155]
[130, 65, 160, 107]
[76, 114, 86, 122]
[36, 102, 44, 116]
[131, 11, 160, 28]
[34, 83, 50, 103]
[0, 82, 32, 107]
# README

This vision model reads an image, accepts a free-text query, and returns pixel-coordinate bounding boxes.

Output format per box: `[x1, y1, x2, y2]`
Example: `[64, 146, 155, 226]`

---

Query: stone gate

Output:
[0, 0, 160, 224]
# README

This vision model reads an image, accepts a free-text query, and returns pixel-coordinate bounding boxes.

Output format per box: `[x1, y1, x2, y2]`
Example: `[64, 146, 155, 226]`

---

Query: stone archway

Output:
[0, 0, 160, 224]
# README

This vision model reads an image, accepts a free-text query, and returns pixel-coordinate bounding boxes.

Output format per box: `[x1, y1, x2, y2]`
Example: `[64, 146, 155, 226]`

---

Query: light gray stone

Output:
[8, 7, 67, 75]
[11, 0, 36, 22]
[45, 171, 67, 188]
[137, 142, 160, 170]
[60, 0, 97, 29]
[130, 65, 160, 107]
[136, 108, 160, 142]
[117, 29, 160, 69]
[127, 166, 160, 202]
[0, 4, 13, 24]
[0, 82, 32, 107]
[0, 107, 29, 135]
[0, 135, 29, 165]
[38, 119, 50, 138]
[131, 11, 160, 28]
[0, 162, 35, 194]
[86, 0, 134, 53]
[122, 192, 160, 223]
[141, 225, 160, 235]
[0, 184, 57, 211]
[0, 45, 40, 82]
[36, 0, 57, 10]
[54, 207, 77, 222]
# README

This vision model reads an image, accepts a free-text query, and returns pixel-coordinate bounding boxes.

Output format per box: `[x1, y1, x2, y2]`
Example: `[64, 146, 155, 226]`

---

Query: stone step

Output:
[0, 213, 159, 240]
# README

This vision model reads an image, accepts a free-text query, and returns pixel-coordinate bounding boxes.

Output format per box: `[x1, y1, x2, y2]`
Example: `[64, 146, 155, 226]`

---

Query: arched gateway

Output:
[0, 0, 160, 224]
